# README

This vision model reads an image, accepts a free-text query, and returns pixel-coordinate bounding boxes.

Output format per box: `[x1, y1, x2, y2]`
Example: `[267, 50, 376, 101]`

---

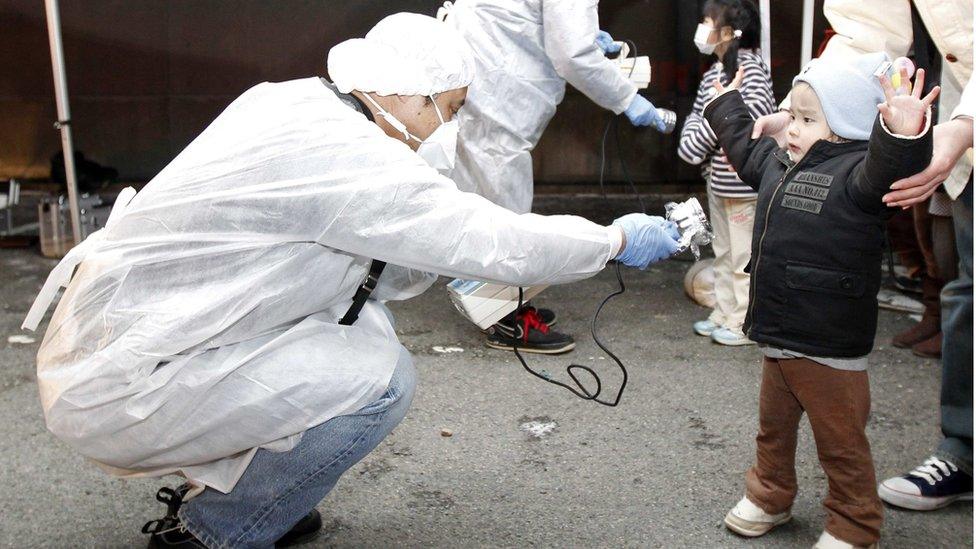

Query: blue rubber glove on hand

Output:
[624, 95, 667, 132]
[596, 30, 621, 54]
[612, 213, 681, 269]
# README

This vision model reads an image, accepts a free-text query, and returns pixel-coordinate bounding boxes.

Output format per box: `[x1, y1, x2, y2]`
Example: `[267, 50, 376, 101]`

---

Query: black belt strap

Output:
[339, 260, 387, 326]
[319, 77, 385, 326]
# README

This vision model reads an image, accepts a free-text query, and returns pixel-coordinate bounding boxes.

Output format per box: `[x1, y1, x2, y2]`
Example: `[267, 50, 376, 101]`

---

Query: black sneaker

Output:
[143, 485, 323, 548]
[485, 305, 556, 332]
[486, 307, 574, 354]
[878, 456, 974, 510]
[275, 510, 323, 547]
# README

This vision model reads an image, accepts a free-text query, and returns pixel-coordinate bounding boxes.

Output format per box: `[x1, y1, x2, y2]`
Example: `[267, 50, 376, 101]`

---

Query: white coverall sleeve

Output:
[952, 76, 976, 120]
[310, 123, 617, 287]
[316, 159, 617, 287]
[541, 0, 638, 114]
[141, 80, 617, 289]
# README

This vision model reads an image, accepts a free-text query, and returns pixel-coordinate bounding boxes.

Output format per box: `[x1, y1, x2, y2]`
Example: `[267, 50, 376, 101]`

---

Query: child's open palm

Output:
[878, 68, 940, 136]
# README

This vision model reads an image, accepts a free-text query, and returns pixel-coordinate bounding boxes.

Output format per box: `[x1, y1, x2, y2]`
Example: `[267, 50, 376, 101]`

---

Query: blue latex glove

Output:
[624, 95, 667, 132]
[596, 30, 621, 54]
[612, 213, 681, 269]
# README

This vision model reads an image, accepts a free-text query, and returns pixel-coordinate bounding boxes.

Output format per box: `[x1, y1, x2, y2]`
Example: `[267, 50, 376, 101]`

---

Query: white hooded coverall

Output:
[25, 77, 620, 493]
[444, 0, 638, 213]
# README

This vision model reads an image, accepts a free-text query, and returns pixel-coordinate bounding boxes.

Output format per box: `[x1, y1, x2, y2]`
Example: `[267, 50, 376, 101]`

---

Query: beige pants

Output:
[707, 189, 756, 332]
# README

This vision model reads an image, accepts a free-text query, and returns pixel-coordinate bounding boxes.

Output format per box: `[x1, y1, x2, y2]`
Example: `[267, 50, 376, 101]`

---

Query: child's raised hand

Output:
[712, 66, 745, 95]
[878, 68, 940, 136]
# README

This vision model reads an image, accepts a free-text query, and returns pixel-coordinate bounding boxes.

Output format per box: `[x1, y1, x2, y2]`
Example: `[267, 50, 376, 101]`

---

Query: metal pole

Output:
[760, 0, 771, 74]
[44, 0, 82, 245]
[801, 0, 815, 71]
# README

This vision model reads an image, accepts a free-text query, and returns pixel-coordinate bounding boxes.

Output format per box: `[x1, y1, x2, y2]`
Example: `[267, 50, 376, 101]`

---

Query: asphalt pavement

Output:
[0, 194, 971, 548]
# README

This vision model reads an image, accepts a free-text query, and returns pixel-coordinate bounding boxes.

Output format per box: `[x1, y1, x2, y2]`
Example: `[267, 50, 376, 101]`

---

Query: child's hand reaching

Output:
[712, 66, 745, 96]
[878, 68, 940, 136]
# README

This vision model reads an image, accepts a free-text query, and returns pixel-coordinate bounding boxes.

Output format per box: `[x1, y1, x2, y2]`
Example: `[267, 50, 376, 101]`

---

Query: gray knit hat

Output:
[793, 51, 889, 141]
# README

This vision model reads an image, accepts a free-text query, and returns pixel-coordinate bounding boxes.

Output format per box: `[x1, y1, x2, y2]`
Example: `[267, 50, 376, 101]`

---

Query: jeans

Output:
[179, 346, 417, 548]
[936, 182, 973, 476]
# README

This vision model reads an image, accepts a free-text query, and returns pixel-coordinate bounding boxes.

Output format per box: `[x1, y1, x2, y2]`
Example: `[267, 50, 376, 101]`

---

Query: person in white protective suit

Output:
[21, 12, 680, 549]
[438, 0, 672, 353]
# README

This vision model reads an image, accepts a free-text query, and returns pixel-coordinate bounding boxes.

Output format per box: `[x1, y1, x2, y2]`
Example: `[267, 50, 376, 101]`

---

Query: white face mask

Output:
[693, 23, 719, 55]
[362, 93, 459, 173]
[416, 99, 459, 173]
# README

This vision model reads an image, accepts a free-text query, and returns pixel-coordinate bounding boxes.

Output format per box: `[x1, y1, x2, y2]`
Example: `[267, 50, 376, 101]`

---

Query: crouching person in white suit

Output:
[22, 12, 680, 549]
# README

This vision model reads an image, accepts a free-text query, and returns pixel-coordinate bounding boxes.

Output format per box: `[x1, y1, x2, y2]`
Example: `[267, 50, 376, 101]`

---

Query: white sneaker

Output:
[693, 319, 720, 336]
[711, 327, 756, 346]
[723, 496, 791, 537]
[812, 530, 878, 549]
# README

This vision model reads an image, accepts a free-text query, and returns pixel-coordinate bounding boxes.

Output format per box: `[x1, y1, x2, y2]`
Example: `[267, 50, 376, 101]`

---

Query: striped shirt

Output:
[679, 50, 775, 198]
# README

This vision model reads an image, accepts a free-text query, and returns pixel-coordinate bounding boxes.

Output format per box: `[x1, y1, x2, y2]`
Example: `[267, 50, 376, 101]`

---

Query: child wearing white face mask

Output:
[679, 0, 774, 346]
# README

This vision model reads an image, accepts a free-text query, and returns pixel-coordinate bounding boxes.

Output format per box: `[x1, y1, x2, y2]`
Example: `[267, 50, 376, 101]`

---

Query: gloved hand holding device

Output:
[612, 213, 681, 269]
[624, 95, 667, 132]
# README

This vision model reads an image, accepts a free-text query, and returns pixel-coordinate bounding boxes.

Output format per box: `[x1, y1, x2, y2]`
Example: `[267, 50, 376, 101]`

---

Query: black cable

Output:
[614, 117, 646, 214]
[508, 67, 650, 406]
[613, 40, 646, 213]
[512, 276, 629, 406]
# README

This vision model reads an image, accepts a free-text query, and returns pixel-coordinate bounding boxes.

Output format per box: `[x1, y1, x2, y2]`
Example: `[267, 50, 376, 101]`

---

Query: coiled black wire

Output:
[509, 39, 646, 407]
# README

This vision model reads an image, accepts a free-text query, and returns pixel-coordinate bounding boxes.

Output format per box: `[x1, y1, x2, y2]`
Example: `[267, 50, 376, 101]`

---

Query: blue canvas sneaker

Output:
[878, 456, 973, 510]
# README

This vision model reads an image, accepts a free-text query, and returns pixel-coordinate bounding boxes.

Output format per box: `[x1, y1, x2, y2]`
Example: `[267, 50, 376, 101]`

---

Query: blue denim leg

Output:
[179, 346, 417, 548]
[937, 182, 973, 476]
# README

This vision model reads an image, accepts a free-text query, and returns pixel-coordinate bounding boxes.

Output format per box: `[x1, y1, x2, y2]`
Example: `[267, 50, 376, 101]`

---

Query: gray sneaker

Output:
[711, 327, 755, 346]
[693, 319, 720, 336]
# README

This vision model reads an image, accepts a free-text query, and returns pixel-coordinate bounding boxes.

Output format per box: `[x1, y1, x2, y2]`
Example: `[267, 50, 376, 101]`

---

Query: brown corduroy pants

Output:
[745, 356, 883, 546]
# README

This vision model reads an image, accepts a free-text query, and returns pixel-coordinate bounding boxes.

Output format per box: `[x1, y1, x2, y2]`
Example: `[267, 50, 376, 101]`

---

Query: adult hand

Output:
[883, 116, 974, 208]
[750, 111, 791, 146]
[624, 95, 666, 132]
[596, 30, 621, 54]
[611, 213, 681, 269]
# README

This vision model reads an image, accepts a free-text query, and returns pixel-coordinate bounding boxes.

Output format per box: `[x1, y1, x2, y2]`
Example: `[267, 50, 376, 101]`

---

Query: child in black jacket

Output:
[703, 52, 939, 548]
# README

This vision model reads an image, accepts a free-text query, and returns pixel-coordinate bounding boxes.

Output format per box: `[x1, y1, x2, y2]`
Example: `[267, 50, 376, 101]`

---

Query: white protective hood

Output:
[27, 77, 617, 493]
[444, 0, 638, 213]
[328, 11, 476, 97]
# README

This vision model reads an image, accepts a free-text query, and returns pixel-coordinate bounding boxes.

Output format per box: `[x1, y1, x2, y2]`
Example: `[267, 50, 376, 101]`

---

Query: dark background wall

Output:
[0, 0, 826, 187]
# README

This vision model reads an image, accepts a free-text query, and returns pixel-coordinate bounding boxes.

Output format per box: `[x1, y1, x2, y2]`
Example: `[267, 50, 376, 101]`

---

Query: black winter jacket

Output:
[703, 90, 933, 357]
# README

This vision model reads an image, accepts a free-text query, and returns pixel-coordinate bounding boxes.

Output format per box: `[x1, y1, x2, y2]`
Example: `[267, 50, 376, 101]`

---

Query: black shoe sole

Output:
[276, 530, 320, 548]
[485, 340, 576, 354]
[275, 509, 323, 547]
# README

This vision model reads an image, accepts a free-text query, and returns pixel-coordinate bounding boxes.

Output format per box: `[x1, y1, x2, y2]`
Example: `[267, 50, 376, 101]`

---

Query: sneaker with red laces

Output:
[486, 307, 574, 354]
[519, 303, 557, 327]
